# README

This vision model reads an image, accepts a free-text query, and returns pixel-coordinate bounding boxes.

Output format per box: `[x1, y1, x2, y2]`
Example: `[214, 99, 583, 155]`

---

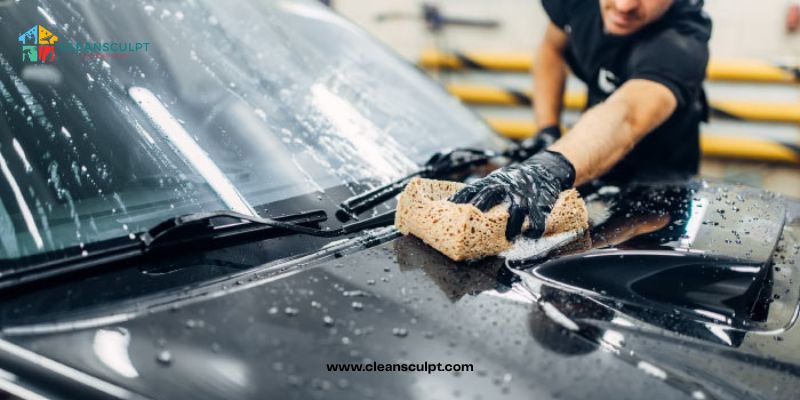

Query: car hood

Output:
[0, 180, 798, 400]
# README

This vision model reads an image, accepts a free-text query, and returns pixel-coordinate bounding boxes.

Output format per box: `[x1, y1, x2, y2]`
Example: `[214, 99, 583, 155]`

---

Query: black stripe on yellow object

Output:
[483, 118, 800, 164]
[447, 83, 800, 124]
[420, 49, 800, 84]
[454, 52, 486, 70]
[708, 107, 742, 121]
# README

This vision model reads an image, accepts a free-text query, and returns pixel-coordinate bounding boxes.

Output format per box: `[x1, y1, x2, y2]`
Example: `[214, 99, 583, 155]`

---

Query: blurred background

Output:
[327, 0, 800, 197]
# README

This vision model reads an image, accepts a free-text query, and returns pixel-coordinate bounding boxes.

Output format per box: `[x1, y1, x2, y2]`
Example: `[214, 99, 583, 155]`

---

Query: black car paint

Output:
[0, 181, 797, 399]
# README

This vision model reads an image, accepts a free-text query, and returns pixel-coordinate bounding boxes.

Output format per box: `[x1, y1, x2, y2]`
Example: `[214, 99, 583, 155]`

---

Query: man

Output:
[451, 0, 712, 240]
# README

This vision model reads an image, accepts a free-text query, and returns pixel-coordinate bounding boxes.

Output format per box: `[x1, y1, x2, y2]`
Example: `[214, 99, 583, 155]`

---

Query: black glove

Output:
[507, 125, 561, 161]
[423, 148, 498, 177]
[449, 150, 575, 240]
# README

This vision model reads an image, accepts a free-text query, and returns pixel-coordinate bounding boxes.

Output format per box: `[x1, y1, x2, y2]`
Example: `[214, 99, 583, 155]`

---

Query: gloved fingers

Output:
[538, 125, 562, 143]
[426, 148, 490, 171]
[522, 210, 546, 239]
[505, 195, 527, 240]
[424, 151, 445, 166]
[448, 183, 483, 204]
[470, 184, 507, 212]
[526, 138, 547, 156]
[424, 152, 450, 172]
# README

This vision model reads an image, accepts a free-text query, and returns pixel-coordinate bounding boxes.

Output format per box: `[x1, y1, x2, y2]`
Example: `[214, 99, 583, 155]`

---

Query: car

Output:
[0, 1, 798, 399]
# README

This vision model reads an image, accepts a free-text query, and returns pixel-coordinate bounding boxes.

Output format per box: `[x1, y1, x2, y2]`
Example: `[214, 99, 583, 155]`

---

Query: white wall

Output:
[334, 0, 800, 62]
[706, 0, 800, 61]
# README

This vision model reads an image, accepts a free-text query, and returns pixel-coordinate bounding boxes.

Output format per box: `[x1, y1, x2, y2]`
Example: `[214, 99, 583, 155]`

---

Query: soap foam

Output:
[500, 230, 583, 261]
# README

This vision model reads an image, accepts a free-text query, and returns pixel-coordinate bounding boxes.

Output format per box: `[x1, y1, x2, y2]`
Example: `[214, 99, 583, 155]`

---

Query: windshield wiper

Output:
[5, 146, 514, 291]
[1, 208, 395, 292]
[141, 208, 395, 249]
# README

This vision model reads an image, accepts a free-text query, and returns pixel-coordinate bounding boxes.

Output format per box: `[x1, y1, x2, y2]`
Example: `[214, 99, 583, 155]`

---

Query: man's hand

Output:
[508, 125, 561, 161]
[449, 150, 575, 240]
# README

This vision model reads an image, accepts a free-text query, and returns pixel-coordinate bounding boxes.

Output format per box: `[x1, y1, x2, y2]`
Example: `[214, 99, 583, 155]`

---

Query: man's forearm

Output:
[548, 79, 677, 187]
[533, 38, 568, 128]
[549, 99, 635, 186]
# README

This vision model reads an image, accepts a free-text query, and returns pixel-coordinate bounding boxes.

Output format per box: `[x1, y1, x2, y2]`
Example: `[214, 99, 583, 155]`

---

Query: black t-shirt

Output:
[541, 0, 712, 182]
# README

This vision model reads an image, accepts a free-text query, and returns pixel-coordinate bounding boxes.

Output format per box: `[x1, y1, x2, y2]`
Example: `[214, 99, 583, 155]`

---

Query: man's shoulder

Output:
[656, 2, 713, 43]
[627, 26, 710, 99]
[634, 25, 709, 58]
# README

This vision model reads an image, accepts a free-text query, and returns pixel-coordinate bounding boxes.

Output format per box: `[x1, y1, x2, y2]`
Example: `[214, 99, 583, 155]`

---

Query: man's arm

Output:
[450, 77, 676, 239]
[549, 79, 677, 186]
[533, 23, 569, 128]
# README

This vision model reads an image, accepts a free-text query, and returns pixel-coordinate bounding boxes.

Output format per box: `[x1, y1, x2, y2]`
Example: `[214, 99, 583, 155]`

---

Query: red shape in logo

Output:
[38, 45, 55, 63]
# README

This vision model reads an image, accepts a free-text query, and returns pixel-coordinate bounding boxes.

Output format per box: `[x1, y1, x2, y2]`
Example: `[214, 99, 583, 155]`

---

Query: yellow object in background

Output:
[484, 118, 800, 164]
[421, 49, 800, 84]
[447, 83, 800, 124]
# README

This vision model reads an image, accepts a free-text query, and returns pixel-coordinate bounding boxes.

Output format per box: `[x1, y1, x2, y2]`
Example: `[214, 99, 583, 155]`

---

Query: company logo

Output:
[597, 67, 619, 94]
[18, 25, 59, 63]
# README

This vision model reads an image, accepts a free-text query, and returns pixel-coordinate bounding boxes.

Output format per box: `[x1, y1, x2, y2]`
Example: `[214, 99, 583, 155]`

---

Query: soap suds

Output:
[500, 230, 582, 261]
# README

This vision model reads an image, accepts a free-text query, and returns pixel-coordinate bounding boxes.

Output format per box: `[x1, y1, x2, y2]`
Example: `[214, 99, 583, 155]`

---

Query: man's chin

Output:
[604, 23, 639, 36]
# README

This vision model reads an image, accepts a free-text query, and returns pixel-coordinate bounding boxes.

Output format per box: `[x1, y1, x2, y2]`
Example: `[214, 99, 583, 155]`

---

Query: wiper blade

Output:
[141, 209, 331, 249]
[1, 208, 395, 292]
[141, 208, 396, 249]
[339, 147, 503, 217]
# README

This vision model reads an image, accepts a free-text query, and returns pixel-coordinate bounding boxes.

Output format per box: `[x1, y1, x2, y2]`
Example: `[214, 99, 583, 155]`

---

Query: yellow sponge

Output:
[395, 177, 588, 261]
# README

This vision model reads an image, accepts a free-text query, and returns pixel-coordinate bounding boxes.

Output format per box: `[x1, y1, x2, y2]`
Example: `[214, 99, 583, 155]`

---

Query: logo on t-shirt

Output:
[598, 68, 619, 94]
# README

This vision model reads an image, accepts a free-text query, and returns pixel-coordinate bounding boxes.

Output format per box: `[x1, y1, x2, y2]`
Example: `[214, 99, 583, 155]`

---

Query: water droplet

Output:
[692, 390, 707, 400]
[156, 350, 172, 365]
[323, 315, 335, 326]
[311, 378, 333, 391]
[343, 290, 369, 297]
[287, 375, 302, 386]
[284, 307, 299, 316]
[254, 108, 267, 121]
[392, 327, 408, 337]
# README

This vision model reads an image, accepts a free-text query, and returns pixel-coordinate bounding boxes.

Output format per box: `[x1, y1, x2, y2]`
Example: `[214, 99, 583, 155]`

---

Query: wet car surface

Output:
[0, 1, 798, 399]
[0, 181, 797, 400]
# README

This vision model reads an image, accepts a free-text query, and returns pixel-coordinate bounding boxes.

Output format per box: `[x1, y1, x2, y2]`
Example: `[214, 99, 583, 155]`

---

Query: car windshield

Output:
[0, 0, 494, 262]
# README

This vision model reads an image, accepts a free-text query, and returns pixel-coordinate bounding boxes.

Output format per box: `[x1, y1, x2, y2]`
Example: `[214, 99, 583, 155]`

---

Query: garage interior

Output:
[332, 0, 800, 198]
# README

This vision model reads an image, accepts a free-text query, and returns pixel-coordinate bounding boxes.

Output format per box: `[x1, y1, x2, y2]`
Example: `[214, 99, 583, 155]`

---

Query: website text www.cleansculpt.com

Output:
[326, 361, 474, 374]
